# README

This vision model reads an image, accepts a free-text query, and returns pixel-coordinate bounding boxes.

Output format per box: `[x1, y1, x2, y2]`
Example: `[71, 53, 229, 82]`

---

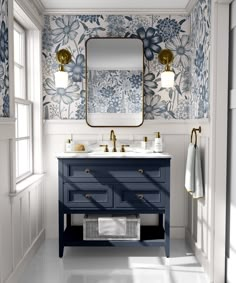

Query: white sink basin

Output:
[89, 151, 137, 157]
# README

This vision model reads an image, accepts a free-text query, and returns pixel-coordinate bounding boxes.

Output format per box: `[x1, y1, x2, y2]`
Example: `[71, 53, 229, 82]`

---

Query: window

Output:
[14, 21, 33, 182]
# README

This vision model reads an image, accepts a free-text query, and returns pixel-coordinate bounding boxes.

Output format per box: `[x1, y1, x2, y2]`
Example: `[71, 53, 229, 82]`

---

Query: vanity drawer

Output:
[63, 159, 167, 182]
[114, 183, 166, 209]
[64, 183, 113, 208]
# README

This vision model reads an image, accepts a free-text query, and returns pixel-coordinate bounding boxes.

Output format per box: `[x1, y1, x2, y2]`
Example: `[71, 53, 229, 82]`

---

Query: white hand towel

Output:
[192, 145, 204, 198]
[98, 217, 127, 236]
[185, 143, 195, 193]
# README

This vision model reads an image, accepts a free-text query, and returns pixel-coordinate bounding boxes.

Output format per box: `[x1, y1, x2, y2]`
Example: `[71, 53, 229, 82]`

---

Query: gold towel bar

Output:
[191, 126, 201, 146]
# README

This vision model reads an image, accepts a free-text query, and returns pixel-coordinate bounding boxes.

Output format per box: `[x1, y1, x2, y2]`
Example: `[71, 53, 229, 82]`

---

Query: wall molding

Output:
[44, 119, 210, 136]
[15, 0, 43, 28]
[29, 0, 200, 15]
[43, 8, 189, 15]
[5, 230, 45, 283]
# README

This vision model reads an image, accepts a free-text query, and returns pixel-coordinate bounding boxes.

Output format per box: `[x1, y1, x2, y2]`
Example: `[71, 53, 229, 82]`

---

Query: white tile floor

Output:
[17, 239, 209, 283]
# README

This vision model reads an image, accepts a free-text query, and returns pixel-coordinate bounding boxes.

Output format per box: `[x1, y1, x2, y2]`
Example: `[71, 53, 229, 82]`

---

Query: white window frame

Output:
[14, 20, 33, 183]
[14, 20, 26, 100]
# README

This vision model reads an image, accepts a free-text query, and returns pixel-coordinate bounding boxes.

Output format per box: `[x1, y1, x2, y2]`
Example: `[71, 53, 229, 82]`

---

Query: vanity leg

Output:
[159, 213, 163, 227]
[59, 201, 64, 258]
[165, 209, 170, 258]
[67, 214, 71, 227]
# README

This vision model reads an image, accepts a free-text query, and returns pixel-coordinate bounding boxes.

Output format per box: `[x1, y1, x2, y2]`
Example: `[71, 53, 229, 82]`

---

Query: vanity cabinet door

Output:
[114, 182, 166, 209]
[64, 183, 113, 208]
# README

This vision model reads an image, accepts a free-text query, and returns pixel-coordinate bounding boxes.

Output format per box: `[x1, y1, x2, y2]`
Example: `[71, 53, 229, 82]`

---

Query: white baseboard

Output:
[185, 229, 211, 282]
[5, 229, 45, 283]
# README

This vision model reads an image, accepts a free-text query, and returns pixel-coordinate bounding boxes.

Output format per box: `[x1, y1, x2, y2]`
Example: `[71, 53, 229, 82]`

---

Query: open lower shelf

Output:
[63, 225, 165, 247]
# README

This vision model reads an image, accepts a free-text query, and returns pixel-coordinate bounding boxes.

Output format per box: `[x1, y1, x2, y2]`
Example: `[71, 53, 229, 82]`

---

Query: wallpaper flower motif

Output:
[156, 18, 183, 42]
[87, 70, 142, 114]
[166, 35, 191, 68]
[42, 2, 210, 120]
[130, 27, 162, 61]
[0, 0, 9, 117]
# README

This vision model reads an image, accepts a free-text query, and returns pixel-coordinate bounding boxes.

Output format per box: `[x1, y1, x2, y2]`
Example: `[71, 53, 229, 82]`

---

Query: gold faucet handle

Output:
[120, 145, 130, 152]
[100, 144, 109, 152]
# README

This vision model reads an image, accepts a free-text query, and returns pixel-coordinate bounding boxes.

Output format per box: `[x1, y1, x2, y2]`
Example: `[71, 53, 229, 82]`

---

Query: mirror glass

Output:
[86, 38, 144, 127]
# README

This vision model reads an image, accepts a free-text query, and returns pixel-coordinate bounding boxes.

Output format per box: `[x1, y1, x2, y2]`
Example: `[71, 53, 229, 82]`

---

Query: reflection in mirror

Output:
[86, 38, 144, 127]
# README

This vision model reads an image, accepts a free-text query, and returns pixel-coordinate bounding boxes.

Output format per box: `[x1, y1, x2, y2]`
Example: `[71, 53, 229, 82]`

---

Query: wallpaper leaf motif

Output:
[0, 0, 9, 117]
[42, 1, 210, 120]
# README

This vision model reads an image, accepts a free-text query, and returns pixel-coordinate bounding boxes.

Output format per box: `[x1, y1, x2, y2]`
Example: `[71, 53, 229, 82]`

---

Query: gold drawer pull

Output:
[136, 194, 144, 200]
[85, 194, 91, 199]
[85, 168, 90, 173]
[138, 169, 144, 174]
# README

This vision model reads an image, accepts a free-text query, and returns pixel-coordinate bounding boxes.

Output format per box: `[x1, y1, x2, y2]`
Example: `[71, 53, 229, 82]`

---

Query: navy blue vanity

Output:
[58, 154, 171, 257]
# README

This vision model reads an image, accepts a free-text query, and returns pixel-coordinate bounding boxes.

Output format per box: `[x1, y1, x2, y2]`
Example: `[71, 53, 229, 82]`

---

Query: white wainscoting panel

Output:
[0, 129, 45, 283]
[0, 139, 13, 283]
[186, 135, 210, 275]
[6, 178, 45, 283]
[12, 199, 22, 268]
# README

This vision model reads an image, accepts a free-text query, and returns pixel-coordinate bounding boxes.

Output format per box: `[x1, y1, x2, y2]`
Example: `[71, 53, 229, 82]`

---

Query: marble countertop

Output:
[56, 151, 172, 159]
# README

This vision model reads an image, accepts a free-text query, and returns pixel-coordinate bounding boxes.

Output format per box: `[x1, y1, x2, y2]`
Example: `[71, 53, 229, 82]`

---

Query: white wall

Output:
[43, 119, 210, 241]
[227, 1, 236, 282]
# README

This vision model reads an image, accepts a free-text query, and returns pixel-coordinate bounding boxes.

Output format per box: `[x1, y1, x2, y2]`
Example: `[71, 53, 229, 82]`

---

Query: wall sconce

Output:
[158, 49, 174, 88]
[54, 49, 72, 88]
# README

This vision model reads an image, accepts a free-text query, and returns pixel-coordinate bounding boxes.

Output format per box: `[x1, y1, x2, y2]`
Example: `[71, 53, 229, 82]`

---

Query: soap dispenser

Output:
[141, 136, 148, 150]
[154, 132, 163, 152]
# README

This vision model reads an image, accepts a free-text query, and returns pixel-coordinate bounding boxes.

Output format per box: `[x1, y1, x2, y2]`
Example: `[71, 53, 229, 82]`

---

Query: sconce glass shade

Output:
[54, 71, 69, 89]
[161, 70, 174, 88]
[55, 49, 71, 89]
[158, 49, 174, 88]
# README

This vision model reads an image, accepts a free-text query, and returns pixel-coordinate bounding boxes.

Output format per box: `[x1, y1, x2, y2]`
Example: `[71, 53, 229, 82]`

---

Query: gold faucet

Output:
[110, 130, 117, 152]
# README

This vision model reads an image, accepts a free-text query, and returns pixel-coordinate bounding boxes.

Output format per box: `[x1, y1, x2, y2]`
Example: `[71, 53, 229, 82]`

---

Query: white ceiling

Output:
[39, 0, 192, 11]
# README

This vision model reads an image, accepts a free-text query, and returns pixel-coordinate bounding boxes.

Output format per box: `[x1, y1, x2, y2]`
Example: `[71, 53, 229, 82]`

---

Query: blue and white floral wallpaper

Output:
[88, 70, 142, 113]
[42, 0, 211, 120]
[190, 0, 211, 119]
[0, 0, 9, 117]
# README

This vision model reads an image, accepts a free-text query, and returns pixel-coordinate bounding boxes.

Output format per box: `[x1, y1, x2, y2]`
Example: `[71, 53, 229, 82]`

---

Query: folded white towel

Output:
[98, 217, 127, 236]
[192, 145, 204, 198]
[185, 143, 195, 192]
